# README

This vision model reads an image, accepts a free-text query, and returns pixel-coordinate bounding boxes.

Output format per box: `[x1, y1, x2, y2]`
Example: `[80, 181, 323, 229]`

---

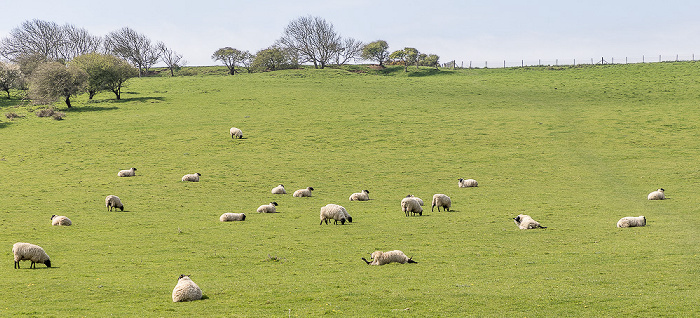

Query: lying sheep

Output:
[118, 167, 137, 177]
[431, 194, 452, 212]
[51, 215, 72, 226]
[320, 204, 350, 225]
[182, 173, 201, 182]
[407, 194, 424, 206]
[293, 187, 314, 197]
[458, 178, 478, 187]
[401, 196, 423, 216]
[361, 250, 417, 265]
[172, 275, 203, 302]
[220, 213, 246, 222]
[647, 188, 665, 200]
[617, 216, 646, 228]
[229, 127, 243, 139]
[105, 195, 124, 211]
[257, 202, 279, 213]
[13, 242, 51, 269]
[349, 190, 370, 201]
[513, 214, 546, 229]
[271, 184, 286, 194]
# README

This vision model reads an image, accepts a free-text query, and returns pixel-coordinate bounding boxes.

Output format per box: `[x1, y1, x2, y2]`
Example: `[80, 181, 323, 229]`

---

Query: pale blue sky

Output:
[2, 0, 699, 66]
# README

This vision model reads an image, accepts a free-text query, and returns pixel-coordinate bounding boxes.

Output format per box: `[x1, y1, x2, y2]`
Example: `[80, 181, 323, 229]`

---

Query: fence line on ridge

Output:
[442, 53, 697, 69]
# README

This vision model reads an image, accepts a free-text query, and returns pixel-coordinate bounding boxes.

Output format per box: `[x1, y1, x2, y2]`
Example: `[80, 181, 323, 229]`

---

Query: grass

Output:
[1, 63, 698, 317]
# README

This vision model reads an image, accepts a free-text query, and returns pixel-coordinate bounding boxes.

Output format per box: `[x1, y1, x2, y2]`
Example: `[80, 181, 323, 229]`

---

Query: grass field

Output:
[1, 63, 698, 317]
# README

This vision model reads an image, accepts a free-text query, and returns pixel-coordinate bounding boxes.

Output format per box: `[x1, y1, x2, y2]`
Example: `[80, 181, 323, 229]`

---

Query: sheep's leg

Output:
[14, 261, 19, 269]
[30, 261, 35, 269]
[361, 257, 371, 265]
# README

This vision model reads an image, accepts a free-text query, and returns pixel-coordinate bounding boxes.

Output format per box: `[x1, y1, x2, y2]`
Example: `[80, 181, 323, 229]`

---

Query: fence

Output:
[443, 54, 698, 69]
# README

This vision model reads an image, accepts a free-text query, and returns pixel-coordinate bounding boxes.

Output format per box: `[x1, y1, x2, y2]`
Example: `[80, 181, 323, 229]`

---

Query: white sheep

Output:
[513, 214, 546, 229]
[105, 195, 124, 211]
[172, 275, 203, 302]
[117, 167, 137, 177]
[229, 127, 243, 139]
[182, 173, 201, 182]
[431, 194, 452, 212]
[51, 215, 72, 226]
[401, 196, 423, 216]
[617, 216, 646, 228]
[257, 202, 279, 213]
[361, 250, 417, 265]
[406, 194, 424, 206]
[293, 187, 314, 197]
[319, 204, 350, 225]
[219, 213, 246, 222]
[458, 178, 478, 187]
[647, 188, 665, 200]
[349, 190, 370, 201]
[271, 184, 286, 194]
[13, 242, 51, 269]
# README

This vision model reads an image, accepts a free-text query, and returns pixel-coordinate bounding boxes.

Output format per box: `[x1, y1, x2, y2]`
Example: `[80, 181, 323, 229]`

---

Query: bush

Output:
[5, 112, 23, 119]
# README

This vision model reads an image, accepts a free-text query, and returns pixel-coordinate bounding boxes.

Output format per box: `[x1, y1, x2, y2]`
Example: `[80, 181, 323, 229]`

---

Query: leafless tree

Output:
[104, 27, 160, 77]
[61, 25, 102, 61]
[333, 37, 364, 66]
[277, 16, 342, 69]
[0, 19, 66, 62]
[157, 42, 183, 76]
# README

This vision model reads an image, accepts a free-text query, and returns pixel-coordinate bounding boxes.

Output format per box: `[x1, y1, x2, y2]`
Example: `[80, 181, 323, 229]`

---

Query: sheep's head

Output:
[279, 184, 284, 187]
[370, 251, 383, 260]
[44, 260, 51, 268]
[363, 190, 369, 194]
[178, 274, 190, 281]
[513, 215, 522, 224]
[119, 206, 124, 211]
[658, 188, 664, 192]
[458, 178, 464, 182]
[271, 201, 278, 206]
[51, 215, 57, 220]
[196, 173, 201, 176]
[346, 216, 353, 223]
[132, 168, 137, 171]
[308, 187, 314, 191]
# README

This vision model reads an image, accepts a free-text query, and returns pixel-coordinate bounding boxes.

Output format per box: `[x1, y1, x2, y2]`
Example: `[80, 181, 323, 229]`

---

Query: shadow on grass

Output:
[0, 121, 12, 129]
[67, 105, 120, 113]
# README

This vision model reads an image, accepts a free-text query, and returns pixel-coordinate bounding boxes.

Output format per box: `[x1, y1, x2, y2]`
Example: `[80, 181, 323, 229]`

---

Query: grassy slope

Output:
[1, 64, 698, 317]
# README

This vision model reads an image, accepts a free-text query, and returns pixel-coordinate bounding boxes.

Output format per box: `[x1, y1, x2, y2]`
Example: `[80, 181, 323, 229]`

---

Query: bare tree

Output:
[157, 42, 183, 76]
[278, 16, 341, 69]
[104, 27, 160, 77]
[333, 37, 364, 66]
[240, 51, 254, 73]
[0, 19, 66, 62]
[61, 25, 102, 61]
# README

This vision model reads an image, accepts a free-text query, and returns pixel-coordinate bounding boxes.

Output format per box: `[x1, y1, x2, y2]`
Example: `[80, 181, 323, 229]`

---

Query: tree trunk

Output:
[113, 89, 121, 100]
[170, 67, 174, 77]
[89, 90, 96, 99]
[65, 96, 72, 108]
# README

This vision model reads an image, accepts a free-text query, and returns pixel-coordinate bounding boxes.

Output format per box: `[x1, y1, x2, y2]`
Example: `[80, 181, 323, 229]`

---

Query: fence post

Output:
[659, 55, 661, 62]
[643, 55, 645, 63]
[574, 59, 576, 66]
[503, 60, 506, 68]
[522, 60, 524, 67]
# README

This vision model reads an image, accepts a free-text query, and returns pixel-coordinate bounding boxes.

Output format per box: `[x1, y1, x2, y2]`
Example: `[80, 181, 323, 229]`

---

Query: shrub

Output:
[36, 108, 64, 119]
[5, 112, 23, 119]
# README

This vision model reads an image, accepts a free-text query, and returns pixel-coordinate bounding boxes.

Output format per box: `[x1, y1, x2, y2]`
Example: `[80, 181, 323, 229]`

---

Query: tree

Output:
[0, 62, 23, 99]
[29, 62, 87, 107]
[70, 53, 137, 99]
[389, 49, 408, 71]
[211, 47, 248, 75]
[104, 27, 160, 77]
[252, 47, 297, 72]
[333, 37, 364, 66]
[0, 19, 100, 63]
[157, 42, 183, 76]
[421, 54, 440, 69]
[361, 40, 390, 66]
[277, 16, 341, 69]
[240, 51, 255, 73]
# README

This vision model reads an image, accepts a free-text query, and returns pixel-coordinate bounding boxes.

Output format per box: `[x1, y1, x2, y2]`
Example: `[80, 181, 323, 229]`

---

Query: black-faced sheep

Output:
[118, 167, 137, 177]
[271, 184, 286, 194]
[349, 190, 370, 201]
[361, 250, 417, 265]
[647, 188, 665, 200]
[105, 195, 124, 211]
[257, 202, 279, 213]
[458, 178, 478, 187]
[513, 214, 546, 229]
[13, 242, 51, 269]
[230, 127, 243, 139]
[220, 213, 246, 222]
[401, 196, 423, 216]
[319, 204, 350, 225]
[182, 173, 201, 182]
[172, 275, 202, 302]
[51, 215, 72, 226]
[293, 187, 314, 197]
[431, 194, 452, 212]
[617, 216, 646, 228]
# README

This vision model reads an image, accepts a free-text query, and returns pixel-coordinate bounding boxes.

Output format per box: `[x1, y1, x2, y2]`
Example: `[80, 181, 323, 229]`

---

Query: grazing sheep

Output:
[458, 178, 478, 187]
[257, 202, 279, 213]
[349, 190, 370, 201]
[647, 188, 665, 200]
[401, 196, 423, 216]
[406, 194, 424, 206]
[513, 214, 546, 229]
[361, 250, 417, 265]
[13, 242, 51, 269]
[431, 194, 452, 212]
[293, 187, 314, 197]
[219, 213, 246, 222]
[117, 167, 137, 177]
[617, 216, 646, 228]
[319, 204, 349, 225]
[172, 275, 203, 302]
[105, 195, 124, 211]
[271, 184, 286, 194]
[229, 127, 243, 139]
[50, 215, 72, 226]
[182, 173, 201, 182]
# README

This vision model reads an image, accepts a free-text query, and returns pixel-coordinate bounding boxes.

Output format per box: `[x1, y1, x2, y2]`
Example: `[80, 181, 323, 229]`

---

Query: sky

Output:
[2, 0, 699, 67]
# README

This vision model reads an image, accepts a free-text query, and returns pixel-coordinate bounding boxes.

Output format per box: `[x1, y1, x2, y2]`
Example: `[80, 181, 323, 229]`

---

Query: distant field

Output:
[1, 63, 698, 317]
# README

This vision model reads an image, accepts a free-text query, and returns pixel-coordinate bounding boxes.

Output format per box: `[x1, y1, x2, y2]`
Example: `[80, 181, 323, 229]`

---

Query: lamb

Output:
[219, 213, 246, 222]
[513, 214, 546, 229]
[361, 250, 417, 265]
[647, 188, 665, 200]
[293, 187, 314, 197]
[271, 184, 286, 194]
[182, 173, 201, 182]
[401, 196, 423, 216]
[617, 216, 646, 228]
[349, 190, 370, 201]
[105, 195, 124, 211]
[257, 202, 279, 213]
[13, 242, 51, 269]
[458, 178, 478, 187]
[229, 127, 243, 139]
[431, 194, 452, 212]
[51, 215, 72, 226]
[172, 275, 203, 302]
[117, 167, 137, 177]
[319, 204, 350, 225]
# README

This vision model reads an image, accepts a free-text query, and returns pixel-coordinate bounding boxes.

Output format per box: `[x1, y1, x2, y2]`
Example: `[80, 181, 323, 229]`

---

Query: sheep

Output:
[361, 250, 417, 265]
[219, 213, 246, 222]
[172, 275, 203, 302]
[271, 184, 287, 194]
[349, 190, 370, 201]
[458, 178, 478, 187]
[117, 167, 137, 177]
[401, 196, 423, 216]
[319, 204, 350, 225]
[617, 216, 646, 228]
[293, 187, 314, 197]
[105, 195, 124, 211]
[431, 194, 452, 212]
[229, 127, 243, 139]
[51, 215, 72, 226]
[513, 214, 546, 229]
[13, 242, 51, 269]
[257, 202, 279, 213]
[182, 173, 201, 182]
[406, 194, 424, 206]
[647, 188, 665, 200]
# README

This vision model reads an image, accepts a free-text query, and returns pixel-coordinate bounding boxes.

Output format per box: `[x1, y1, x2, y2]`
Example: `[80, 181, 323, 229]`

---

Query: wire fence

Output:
[443, 54, 698, 69]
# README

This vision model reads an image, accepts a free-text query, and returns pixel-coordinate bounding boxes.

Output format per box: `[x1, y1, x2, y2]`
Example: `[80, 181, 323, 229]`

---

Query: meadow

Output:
[1, 63, 698, 317]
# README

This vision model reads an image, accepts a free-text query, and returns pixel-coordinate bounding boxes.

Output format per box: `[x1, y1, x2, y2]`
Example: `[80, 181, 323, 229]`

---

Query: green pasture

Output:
[1, 63, 698, 317]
